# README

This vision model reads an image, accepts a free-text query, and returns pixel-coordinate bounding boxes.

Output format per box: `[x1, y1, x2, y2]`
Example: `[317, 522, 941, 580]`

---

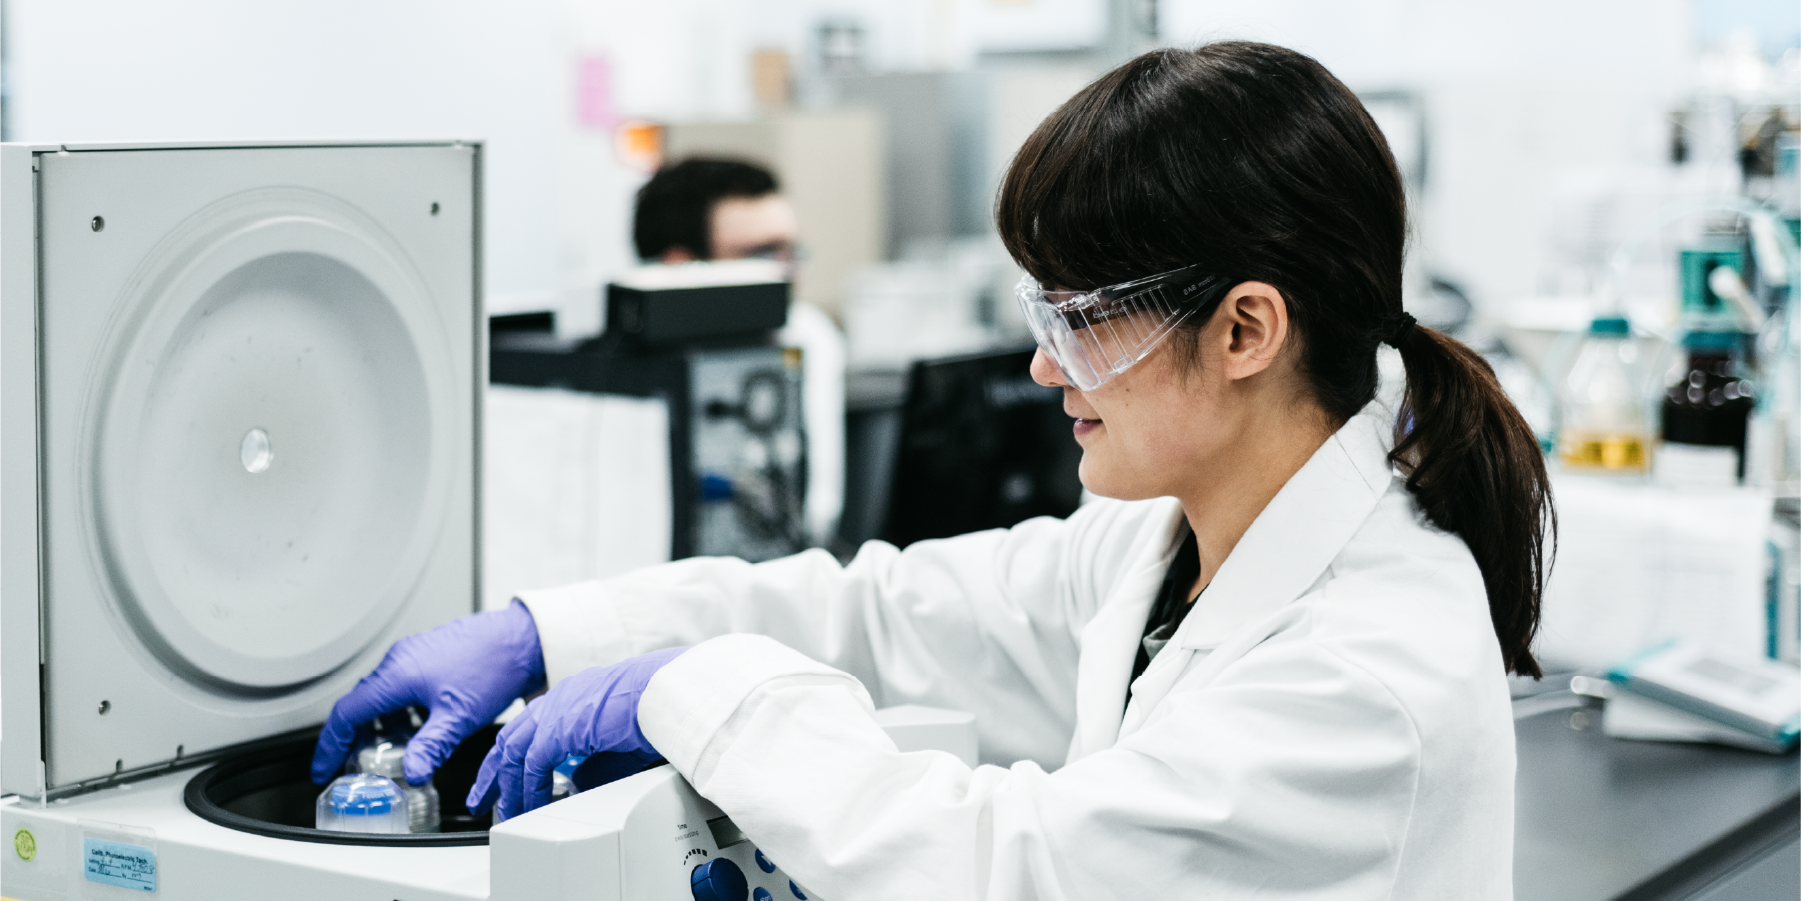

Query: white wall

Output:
[1159, 0, 1693, 312]
[9, 0, 578, 314]
[9, 1, 1758, 327]
[4, 0, 805, 330]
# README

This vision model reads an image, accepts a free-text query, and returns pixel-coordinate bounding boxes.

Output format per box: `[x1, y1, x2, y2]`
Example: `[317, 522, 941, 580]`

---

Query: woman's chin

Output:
[1075, 458, 1152, 502]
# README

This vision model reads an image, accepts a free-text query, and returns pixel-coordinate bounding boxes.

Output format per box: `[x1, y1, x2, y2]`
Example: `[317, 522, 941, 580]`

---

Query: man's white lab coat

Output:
[520, 403, 1517, 900]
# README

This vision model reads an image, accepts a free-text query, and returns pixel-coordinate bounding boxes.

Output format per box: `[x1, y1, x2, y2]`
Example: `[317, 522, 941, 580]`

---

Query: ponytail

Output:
[994, 42, 1556, 676]
[1389, 324, 1554, 678]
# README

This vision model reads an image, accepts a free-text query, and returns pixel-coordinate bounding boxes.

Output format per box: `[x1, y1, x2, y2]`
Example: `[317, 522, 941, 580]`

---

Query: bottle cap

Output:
[1588, 316, 1629, 335]
[329, 774, 402, 816]
[357, 740, 407, 781]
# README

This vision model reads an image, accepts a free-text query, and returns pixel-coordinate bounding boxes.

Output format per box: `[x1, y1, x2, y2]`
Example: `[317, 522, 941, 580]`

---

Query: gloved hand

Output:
[466, 646, 688, 822]
[311, 601, 547, 786]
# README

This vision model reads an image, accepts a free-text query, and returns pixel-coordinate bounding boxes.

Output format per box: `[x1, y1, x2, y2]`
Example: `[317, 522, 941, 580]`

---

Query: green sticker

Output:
[13, 826, 36, 861]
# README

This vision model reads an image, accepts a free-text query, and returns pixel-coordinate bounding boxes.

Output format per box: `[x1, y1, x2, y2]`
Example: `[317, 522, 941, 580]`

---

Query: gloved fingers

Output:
[521, 718, 577, 814]
[465, 706, 531, 814]
[470, 705, 540, 823]
[491, 709, 541, 823]
[310, 657, 416, 784]
[404, 692, 482, 786]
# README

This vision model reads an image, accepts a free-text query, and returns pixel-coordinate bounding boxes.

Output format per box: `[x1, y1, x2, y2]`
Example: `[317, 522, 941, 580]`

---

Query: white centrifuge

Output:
[0, 141, 975, 901]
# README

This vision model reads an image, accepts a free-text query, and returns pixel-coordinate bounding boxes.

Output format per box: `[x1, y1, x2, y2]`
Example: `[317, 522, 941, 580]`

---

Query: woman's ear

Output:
[1216, 281, 1291, 381]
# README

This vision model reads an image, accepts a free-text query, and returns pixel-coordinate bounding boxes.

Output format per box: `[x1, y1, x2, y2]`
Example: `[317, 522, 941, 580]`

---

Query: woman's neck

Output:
[1176, 407, 1336, 600]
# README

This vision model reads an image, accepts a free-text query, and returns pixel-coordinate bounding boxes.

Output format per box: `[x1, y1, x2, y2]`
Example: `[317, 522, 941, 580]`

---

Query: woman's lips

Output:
[1073, 418, 1102, 438]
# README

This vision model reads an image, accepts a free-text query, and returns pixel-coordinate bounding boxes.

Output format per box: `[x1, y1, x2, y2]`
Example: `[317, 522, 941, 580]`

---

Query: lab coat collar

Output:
[1106, 403, 1398, 746]
[1066, 403, 1397, 763]
[1066, 497, 1185, 762]
[1176, 403, 1396, 651]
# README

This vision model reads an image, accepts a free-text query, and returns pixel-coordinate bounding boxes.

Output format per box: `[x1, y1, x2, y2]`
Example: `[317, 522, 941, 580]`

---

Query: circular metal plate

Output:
[90, 191, 458, 692]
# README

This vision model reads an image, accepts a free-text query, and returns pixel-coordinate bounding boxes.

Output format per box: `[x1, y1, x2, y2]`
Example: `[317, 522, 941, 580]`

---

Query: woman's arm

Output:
[518, 498, 1170, 767]
[641, 631, 1428, 901]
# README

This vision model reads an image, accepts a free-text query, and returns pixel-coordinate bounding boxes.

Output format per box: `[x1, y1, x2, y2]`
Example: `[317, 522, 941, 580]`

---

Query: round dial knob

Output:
[690, 858, 749, 901]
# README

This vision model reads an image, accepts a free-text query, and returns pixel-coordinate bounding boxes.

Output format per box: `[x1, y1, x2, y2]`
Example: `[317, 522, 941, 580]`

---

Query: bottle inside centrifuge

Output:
[1557, 315, 1653, 474]
[315, 772, 411, 834]
[356, 739, 442, 833]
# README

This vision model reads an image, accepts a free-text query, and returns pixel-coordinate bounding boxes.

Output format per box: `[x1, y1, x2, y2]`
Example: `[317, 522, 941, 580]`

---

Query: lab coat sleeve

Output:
[517, 499, 1165, 767]
[639, 628, 1424, 901]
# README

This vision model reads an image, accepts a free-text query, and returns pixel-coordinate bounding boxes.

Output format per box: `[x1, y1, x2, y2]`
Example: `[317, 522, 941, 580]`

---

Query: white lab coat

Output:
[776, 301, 845, 545]
[519, 402, 1517, 900]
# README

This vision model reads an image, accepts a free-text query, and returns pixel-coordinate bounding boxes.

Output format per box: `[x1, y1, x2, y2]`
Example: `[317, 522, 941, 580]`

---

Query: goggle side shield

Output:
[1015, 266, 1230, 391]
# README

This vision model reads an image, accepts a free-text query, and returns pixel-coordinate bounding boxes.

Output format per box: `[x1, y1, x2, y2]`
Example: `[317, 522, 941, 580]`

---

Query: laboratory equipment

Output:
[604, 262, 789, 345]
[315, 774, 411, 834]
[0, 139, 494, 898]
[0, 140, 480, 802]
[1556, 316, 1653, 474]
[7, 710, 974, 900]
[1778, 131, 1800, 209]
[1606, 641, 1801, 752]
[491, 266, 808, 562]
[357, 741, 442, 833]
[882, 347, 1083, 547]
[1658, 248, 1758, 487]
[0, 139, 978, 900]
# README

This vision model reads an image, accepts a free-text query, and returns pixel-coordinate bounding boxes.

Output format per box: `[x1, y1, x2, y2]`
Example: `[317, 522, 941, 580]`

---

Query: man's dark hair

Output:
[633, 158, 780, 261]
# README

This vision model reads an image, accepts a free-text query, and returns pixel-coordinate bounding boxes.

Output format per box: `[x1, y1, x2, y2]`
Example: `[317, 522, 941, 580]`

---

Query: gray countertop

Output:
[1513, 692, 1799, 900]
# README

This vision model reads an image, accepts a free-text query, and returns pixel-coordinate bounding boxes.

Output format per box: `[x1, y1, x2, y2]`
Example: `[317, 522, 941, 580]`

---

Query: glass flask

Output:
[1557, 316, 1652, 474]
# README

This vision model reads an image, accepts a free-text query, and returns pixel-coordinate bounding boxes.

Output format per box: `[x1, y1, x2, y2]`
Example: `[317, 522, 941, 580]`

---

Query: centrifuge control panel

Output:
[488, 764, 817, 901]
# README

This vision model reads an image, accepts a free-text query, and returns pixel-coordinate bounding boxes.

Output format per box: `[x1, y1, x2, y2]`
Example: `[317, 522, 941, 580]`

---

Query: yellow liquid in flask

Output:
[1558, 432, 1650, 472]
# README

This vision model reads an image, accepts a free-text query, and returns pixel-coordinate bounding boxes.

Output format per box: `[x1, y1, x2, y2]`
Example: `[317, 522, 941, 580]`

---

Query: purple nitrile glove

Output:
[311, 601, 547, 786]
[466, 646, 688, 822]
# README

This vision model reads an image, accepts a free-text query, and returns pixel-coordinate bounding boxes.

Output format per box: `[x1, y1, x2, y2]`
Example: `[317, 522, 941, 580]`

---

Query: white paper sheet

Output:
[482, 385, 671, 610]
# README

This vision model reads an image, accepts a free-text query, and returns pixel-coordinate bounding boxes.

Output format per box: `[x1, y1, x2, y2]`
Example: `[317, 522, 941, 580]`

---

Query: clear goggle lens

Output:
[1014, 265, 1230, 391]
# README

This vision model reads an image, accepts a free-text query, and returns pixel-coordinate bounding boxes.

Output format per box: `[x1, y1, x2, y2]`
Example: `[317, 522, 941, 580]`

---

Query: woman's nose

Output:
[1029, 348, 1068, 388]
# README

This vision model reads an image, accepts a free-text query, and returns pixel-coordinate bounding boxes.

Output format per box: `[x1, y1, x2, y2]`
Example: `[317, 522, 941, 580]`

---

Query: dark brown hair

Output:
[997, 42, 1553, 677]
[633, 157, 779, 261]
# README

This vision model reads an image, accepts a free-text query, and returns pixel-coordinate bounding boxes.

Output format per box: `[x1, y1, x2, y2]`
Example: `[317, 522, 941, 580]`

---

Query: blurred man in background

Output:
[632, 158, 846, 548]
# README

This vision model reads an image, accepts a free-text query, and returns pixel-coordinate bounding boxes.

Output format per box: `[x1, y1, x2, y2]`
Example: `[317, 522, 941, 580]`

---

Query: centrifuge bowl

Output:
[184, 726, 498, 846]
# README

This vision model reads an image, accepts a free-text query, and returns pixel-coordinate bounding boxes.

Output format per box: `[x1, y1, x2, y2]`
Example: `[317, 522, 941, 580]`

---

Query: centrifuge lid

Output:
[0, 141, 480, 797]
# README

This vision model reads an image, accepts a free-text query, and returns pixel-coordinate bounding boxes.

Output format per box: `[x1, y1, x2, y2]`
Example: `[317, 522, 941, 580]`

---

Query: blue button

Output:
[755, 849, 777, 874]
[789, 880, 807, 899]
[690, 858, 749, 901]
[700, 473, 735, 502]
[753, 890, 773, 901]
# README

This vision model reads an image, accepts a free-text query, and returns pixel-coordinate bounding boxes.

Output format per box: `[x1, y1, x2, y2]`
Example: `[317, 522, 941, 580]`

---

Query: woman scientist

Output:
[314, 42, 1552, 898]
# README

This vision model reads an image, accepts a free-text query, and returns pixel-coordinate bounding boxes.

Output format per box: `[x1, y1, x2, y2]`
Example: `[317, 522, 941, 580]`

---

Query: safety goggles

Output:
[1015, 265, 1232, 391]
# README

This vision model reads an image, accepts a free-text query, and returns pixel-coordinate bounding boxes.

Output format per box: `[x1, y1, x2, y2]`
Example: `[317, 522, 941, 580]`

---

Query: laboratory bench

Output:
[1513, 681, 1799, 900]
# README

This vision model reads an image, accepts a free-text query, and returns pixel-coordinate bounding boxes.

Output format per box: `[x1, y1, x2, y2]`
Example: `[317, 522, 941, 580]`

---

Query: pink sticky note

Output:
[576, 55, 615, 130]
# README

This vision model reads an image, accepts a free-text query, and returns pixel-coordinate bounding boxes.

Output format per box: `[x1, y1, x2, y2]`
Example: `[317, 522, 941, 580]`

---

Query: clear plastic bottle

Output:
[356, 740, 441, 833]
[1557, 316, 1652, 474]
[551, 754, 587, 801]
[315, 773, 410, 834]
